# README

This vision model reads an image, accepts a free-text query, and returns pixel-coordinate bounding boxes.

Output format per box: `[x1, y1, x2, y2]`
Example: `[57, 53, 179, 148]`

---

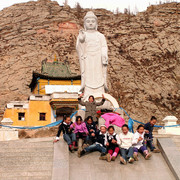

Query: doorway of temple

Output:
[56, 107, 75, 121]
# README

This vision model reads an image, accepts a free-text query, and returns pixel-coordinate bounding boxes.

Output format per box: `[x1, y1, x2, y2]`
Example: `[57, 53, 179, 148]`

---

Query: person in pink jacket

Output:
[71, 116, 88, 156]
[70, 116, 88, 140]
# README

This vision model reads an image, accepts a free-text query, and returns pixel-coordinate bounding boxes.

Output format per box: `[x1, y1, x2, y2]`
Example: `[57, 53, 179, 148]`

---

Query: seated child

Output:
[105, 126, 120, 162]
[132, 125, 151, 160]
[70, 116, 88, 154]
[119, 124, 134, 165]
[70, 116, 88, 140]
[79, 125, 107, 159]
[54, 116, 77, 152]
[85, 116, 97, 145]
[144, 116, 160, 153]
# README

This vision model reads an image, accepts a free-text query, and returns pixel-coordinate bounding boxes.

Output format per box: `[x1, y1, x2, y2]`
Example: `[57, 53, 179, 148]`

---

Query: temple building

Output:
[3, 59, 81, 127]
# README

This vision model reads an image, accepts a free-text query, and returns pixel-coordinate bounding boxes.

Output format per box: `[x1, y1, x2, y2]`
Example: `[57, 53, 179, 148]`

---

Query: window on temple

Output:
[14, 105, 23, 108]
[18, 113, 25, 121]
[39, 113, 46, 121]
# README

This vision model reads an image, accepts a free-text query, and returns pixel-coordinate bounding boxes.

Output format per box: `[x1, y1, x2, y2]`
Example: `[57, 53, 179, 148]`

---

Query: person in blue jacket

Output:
[144, 116, 160, 153]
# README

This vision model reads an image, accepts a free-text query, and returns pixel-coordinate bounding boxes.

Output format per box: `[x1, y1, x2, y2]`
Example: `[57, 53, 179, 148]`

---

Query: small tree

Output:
[116, 7, 120, 15]
[124, 8, 128, 14]
[134, 6, 139, 14]
[75, 2, 82, 19]
[124, 7, 131, 23]
[64, 0, 68, 6]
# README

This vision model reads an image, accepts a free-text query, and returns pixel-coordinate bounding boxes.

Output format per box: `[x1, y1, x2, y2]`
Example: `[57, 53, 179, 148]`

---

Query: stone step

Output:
[0, 147, 53, 153]
[0, 171, 52, 178]
[0, 138, 53, 143]
[1, 176, 52, 180]
[0, 137, 53, 142]
[2, 137, 54, 143]
[0, 151, 53, 157]
[0, 163, 53, 173]
[0, 160, 53, 167]
[0, 142, 53, 148]
[0, 156, 53, 164]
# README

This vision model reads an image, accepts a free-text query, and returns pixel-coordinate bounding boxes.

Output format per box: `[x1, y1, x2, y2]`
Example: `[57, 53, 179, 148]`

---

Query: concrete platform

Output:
[69, 151, 175, 180]
[158, 138, 180, 180]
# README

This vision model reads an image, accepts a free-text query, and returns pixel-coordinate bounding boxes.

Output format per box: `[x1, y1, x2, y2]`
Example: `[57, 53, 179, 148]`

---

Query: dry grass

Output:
[18, 126, 59, 139]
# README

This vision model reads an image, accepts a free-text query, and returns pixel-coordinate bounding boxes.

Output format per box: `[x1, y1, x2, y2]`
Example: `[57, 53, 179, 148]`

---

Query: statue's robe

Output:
[76, 31, 108, 98]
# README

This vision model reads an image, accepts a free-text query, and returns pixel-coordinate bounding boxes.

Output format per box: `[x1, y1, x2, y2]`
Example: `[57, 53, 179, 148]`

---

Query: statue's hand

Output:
[79, 29, 86, 43]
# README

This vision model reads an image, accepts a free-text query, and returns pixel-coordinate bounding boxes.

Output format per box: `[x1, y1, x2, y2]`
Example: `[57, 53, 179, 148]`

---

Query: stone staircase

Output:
[0, 137, 54, 180]
[0, 135, 179, 180]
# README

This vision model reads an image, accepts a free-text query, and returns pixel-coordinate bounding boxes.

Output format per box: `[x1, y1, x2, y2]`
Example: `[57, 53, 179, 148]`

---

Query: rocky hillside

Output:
[0, 0, 179, 124]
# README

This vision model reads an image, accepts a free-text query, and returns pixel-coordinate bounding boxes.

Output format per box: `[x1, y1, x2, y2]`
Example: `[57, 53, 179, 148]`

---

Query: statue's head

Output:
[84, 11, 98, 31]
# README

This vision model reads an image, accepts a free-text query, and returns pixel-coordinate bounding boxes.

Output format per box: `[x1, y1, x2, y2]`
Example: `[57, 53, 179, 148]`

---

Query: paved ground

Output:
[69, 151, 175, 180]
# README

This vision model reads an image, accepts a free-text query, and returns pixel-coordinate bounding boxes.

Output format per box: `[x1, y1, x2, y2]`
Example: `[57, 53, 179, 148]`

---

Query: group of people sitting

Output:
[53, 94, 160, 164]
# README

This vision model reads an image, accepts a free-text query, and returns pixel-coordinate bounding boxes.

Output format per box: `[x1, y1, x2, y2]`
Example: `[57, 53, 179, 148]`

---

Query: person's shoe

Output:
[69, 145, 74, 153]
[73, 145, 78, 151]
[82, 143, 89, 149]
[106, 153, 111, 162]
[78, 149, 86, 157]
[133, 153, 139, 161]
[153, 149, 161, 153]
[71, 145, 74, 151]
[99, 153, 107, 160]
[128, 157, 134, 163]
[120, 156, 127, 165]
[111, 156, 116, 161]
[72, 142, 78, 151]
[145, 153, 152, 160]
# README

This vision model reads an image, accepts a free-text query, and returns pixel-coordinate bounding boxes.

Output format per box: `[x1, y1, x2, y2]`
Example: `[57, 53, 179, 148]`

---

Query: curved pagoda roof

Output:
[29, 60, 81, 91]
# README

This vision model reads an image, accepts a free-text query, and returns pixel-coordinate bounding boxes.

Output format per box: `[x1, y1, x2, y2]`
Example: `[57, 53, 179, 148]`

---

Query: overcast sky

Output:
[0, 0, 179, 13]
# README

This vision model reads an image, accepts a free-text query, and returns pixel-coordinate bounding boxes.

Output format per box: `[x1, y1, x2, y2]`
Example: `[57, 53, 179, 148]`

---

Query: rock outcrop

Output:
[0, 0, 179, 124]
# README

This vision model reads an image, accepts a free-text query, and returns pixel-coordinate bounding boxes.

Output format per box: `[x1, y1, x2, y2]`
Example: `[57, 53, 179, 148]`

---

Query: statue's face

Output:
[85, 18, 97, 30]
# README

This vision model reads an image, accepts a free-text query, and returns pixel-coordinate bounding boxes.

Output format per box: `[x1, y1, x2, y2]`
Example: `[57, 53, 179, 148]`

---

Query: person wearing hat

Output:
[78, 125, 107, 159]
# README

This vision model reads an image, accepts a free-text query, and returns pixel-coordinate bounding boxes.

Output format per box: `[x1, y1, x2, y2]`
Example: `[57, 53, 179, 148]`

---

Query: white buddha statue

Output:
[76, 11, 108, 99]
